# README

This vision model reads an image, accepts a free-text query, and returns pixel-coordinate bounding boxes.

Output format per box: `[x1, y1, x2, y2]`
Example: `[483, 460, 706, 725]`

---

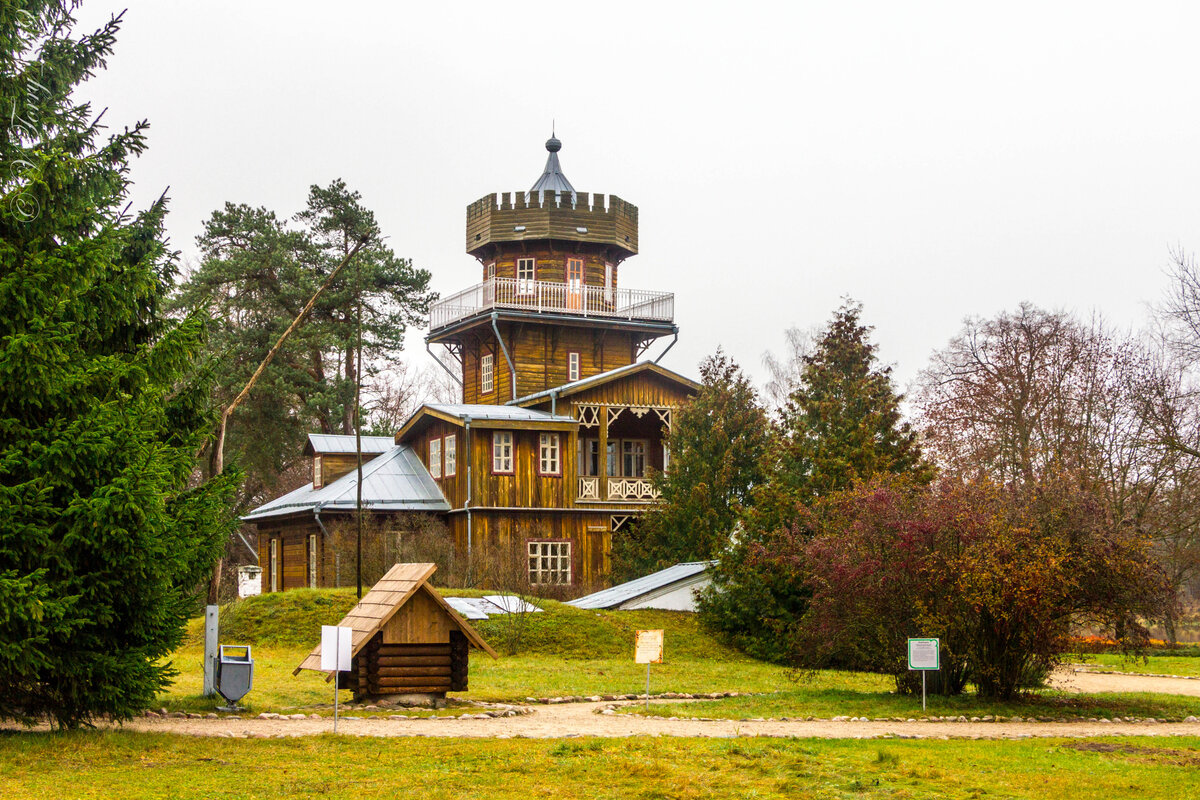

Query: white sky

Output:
[72, 1, 1200, 394]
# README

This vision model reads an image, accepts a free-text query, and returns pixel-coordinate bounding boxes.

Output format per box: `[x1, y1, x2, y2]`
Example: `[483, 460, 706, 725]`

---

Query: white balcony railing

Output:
[430, 277, 674, 331]
[577, 477, 661, 502]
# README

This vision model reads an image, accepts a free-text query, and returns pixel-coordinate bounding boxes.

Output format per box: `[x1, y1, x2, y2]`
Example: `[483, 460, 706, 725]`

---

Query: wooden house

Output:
[246, 135, 698, 593]
[294, 562, 497, 699]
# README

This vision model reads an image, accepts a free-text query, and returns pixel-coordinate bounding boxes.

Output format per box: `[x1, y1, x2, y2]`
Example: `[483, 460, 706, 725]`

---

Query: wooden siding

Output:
[466, 193, 638, 257]
[460, 322, 639, 403]
[319, 452, 381, 486]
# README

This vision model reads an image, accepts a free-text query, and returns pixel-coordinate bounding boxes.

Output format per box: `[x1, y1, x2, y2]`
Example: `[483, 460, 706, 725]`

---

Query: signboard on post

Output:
[907, 637, 940, 712]
[635, 630, 664, 711]
[322, 625, 353, 731]
[635, 629, 664, 664]
[908, 638, 939, 671]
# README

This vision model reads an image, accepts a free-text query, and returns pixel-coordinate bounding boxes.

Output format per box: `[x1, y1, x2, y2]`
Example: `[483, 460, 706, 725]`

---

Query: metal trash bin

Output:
[215, 644, 254, 710]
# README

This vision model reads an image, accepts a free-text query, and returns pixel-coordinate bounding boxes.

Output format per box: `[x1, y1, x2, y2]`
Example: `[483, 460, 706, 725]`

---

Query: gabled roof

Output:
[396, 402, 577, 443]
[304, 433, 395, 456]
[294, 563, 497, 678]
[241, 445, 449, 522]
[514, 361, 701, 407]
[567, 561, 715, 610]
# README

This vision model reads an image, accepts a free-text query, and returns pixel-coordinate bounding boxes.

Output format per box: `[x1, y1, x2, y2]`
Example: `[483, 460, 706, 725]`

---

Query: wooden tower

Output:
[427, 135, 678, 403]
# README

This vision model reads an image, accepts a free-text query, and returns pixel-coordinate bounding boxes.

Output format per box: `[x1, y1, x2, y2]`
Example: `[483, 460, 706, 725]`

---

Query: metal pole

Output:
[645, 663, 650, 712]
[922, 670, 927, 712]
[333, 635, 340, 734]
[203, 605, 218, 698]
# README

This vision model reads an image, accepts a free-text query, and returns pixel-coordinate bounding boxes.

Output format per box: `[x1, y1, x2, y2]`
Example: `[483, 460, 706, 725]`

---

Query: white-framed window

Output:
[307, 534, 318, 589]
[481, 353, 494, 395]
[578, 439, 600, 476]
[528, 540, 572, 585]
[444, 434, 456, 477]
[312, 455, 323, 489]
[622, 440, 647, 478]
[604, 262, 613, 304]
[429, 437, 442, 479]
[606, 440, 619, 477]
[269, 538, 279, 592]
[568, 352, 580, 382]
[485, 261, 496, 281]
[662, 443, 671, 474]
[492, 431, 513, 474]
[517, 258, 536, 296]
[539, 433, 561, 476]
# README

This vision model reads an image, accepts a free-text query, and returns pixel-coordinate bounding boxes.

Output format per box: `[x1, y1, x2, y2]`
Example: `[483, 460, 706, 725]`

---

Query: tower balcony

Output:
[428, 277, 674, 333]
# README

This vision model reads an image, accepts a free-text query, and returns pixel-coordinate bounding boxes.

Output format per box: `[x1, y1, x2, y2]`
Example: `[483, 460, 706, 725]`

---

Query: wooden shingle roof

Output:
[294, 563, 497, 677]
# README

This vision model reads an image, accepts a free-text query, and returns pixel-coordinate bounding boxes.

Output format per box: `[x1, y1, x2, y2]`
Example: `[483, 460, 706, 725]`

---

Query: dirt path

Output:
[14, 667, 1199, 741]
[1051, 667, 1200, 697]
[107, 701, 1200, 741]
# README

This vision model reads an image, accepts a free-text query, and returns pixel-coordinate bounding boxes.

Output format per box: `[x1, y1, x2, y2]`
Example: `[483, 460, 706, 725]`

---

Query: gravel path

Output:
[110, 700, 1200, 740]
[13, 668, 1199, 741]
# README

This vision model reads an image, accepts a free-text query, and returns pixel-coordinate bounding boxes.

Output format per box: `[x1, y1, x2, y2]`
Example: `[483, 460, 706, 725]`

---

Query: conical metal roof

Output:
[530, 132, 576, 195]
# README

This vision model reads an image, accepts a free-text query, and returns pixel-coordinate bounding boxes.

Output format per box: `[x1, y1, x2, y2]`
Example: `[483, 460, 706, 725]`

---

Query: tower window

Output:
[492, 431, 514, 474]
[604, 262, 613, 304]
[481, 353, 494, 394]
[517, 258, 536, 296]
[539, 433, 561, 476]
[313, 455, 323, 489]
[568, 352, 580, 382]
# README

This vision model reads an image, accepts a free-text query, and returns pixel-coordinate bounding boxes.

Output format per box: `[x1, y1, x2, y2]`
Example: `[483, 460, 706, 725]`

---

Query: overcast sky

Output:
[72, 1, 1200, 395]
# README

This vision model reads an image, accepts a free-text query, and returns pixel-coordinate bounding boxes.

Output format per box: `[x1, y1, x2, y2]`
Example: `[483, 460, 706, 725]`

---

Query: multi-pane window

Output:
[517, 258, 536, 295]
[578, 439, 600, 476]
[481, 353, 494, 394]
[528, 540, 572, 585]
[312, 455, 323, 488]
[444, 434, 456, 477]
[307, 534, 318, 588]
[539, 433, 561, 475]
[622, 440, 647, 478]
[429, 437, 442, 479]
[492, 431, 514, 473]
[662, 443, 671, 474]
[604, 262, 613, 304]
[568, 352, 580, 382]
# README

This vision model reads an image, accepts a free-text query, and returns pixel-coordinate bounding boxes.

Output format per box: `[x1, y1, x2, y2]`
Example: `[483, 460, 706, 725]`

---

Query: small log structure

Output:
[293, 563, 496, 699]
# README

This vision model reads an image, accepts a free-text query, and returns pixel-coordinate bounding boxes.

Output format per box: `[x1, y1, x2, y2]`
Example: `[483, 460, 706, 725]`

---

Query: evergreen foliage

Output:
[0, 3, 237, 727]
[613, 351, 770, 580]
[699, 300, 931, 660]
[172, 181, 435, 507]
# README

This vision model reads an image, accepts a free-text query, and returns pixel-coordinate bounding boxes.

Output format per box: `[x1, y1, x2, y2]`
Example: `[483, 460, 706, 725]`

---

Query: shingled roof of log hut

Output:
[294, 562, 497, 678]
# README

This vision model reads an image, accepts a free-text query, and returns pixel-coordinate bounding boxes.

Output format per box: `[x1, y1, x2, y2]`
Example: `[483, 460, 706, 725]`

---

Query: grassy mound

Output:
[186, 588, 743, 660]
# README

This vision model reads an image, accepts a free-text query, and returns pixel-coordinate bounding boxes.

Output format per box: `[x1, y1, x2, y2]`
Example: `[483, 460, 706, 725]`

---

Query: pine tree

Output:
[0, 3, 237, 727]
[173, 181, 435, 507]
[613, 350, 770, 580]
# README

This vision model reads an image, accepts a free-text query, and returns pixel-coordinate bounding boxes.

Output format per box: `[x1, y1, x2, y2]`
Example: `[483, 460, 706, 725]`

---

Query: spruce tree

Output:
[613, 350, 770, 580]
[699, 301, 931, 660]
[0, 3, 236, 727]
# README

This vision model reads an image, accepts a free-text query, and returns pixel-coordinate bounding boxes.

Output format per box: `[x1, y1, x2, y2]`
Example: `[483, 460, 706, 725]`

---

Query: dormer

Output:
[304, 433, 395, 489]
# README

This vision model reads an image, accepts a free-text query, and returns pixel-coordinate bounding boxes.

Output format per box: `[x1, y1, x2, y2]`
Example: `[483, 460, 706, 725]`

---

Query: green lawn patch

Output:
[1081, 653, 1200, 678]
[2, 731, 1199, 799]
[622, 687, 1200, 722]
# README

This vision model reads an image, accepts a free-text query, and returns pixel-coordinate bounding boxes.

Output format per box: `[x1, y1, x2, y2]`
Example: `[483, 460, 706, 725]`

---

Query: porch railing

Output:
[430, 277, 674, 331]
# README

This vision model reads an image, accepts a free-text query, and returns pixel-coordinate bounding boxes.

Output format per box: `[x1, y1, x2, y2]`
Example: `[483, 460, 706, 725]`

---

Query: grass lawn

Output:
[1080, 653, 1200, 678]
[622, 687, 1200, 722]
[3, 731, 1200, 800]
[159, 589, 1200, 722]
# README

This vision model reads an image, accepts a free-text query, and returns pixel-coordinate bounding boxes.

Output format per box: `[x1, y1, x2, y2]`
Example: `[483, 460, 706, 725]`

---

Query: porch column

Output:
[598, 403, 609, 502]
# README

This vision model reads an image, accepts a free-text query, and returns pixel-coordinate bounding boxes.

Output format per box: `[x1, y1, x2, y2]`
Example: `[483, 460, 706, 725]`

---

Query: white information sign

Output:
[321, 625, 353, 672]
[908, 638, 939, 670]
[635, 629, 664, 664]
